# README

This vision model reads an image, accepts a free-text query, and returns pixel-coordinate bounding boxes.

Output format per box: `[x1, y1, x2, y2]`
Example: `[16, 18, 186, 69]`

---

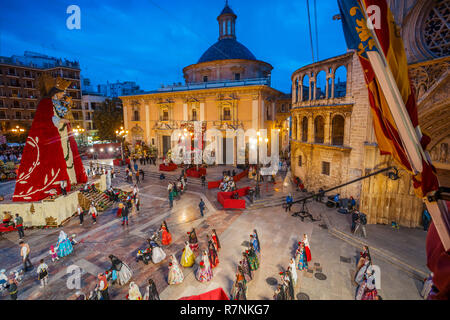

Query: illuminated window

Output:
[223, 107, 231, 120]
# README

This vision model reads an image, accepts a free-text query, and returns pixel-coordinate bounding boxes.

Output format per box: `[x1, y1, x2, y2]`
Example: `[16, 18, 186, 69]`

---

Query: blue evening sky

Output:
[0, 0, 348, 93]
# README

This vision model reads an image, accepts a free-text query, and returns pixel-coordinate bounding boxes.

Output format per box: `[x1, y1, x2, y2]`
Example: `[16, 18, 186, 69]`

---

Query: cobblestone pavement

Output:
[0, 162, 425, 300]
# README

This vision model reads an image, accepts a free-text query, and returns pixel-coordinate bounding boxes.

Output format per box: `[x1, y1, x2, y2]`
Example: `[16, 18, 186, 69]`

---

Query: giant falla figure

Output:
[13, 74, 87, 202]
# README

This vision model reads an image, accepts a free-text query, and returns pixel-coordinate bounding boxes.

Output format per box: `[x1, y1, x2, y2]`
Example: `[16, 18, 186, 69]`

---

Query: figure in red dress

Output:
[13, 75, 87, 202]
[302, 234, 311, 262]
[207, 235, 219, 268]
[211, 229, 221, 252]
[160, 221, 172, 245]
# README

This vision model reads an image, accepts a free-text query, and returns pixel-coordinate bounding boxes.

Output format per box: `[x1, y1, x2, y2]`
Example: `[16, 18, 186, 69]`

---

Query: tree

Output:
[93, 98, 123, 141]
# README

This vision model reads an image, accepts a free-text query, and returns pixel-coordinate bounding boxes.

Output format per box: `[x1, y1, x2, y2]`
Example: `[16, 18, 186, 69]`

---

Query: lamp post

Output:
[73, 125, 85, 145]
[10, 125, 26, 143]
[115, 126, 128, 162]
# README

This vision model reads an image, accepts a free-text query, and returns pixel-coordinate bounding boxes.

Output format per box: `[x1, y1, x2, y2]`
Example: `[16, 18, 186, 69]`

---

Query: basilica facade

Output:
[290, 0, 449, 227]
[120, 3, 291, 162]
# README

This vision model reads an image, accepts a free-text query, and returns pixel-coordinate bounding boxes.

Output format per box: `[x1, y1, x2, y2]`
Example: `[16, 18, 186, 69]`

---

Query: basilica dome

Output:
[183, 3, 272, 84]
[198, 38, 257, 63]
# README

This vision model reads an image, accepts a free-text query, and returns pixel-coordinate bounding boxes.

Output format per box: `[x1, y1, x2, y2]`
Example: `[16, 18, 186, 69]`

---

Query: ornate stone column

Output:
[324, 112, 331, 144]
[344, 112, 351, 146]
[308, 114, 314, 143]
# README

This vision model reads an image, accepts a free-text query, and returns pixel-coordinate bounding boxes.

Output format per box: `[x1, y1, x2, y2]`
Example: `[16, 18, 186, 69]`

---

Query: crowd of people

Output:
[230, 230, 261, 300]
[0, 145, 23, 163]
[273, 234, 311, 300]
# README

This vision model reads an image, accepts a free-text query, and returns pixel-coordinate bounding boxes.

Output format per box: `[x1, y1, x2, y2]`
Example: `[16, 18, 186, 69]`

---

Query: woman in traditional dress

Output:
[56, 231, 74, 258]
[149, 238, 166, 264]
[356, 246, 371, 272]
[143, 278, 160, 300]
[167, 254, 184, 285]
[295, 242, 308, 271]
[207, 235, 219, 268]
[160, 223, 172, 246]
[211, 229, 221, 252]
[109, 255, 133, 286]
[245, 249, 259, 271]
[288, 258, 298, 287]
[273, 284, 285, 300]
[231, 268, 247, 300]
[239, 253, 253, 282]
[253, 229, 261, 251]
[285, 269, 295, 300]
[302, 234, 311, 262]
[127, 282, 142, 300]
[195, 250, 213, 283]
[250, 234, 260, 256]
[354, 256, 371, 285]
[356, 267, 378, 300]
[180, 241, 196, 268]
[188, 228, 199, 252]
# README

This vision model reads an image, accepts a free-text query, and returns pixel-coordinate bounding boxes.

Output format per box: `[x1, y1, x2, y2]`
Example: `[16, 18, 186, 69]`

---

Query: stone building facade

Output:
[121, 3, 290, 162]
[290, 0, 449, 227]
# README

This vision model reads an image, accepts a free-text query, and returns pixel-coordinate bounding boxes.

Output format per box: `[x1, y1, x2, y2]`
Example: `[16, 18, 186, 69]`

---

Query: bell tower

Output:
[217, 1, 237, 40]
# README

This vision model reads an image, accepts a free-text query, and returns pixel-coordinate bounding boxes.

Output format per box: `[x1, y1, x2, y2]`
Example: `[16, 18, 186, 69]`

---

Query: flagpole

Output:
[359, 0, 450, 251]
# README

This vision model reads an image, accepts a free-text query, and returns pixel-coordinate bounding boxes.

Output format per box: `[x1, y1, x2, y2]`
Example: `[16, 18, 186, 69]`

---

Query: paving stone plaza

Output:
[0, 160, 426, 300]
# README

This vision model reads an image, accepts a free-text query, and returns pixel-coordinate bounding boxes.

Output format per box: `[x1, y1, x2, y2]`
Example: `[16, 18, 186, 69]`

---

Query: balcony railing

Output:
[156, 77, 270, 93]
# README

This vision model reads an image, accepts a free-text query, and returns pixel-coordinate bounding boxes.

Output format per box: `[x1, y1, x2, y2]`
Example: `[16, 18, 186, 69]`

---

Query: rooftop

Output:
[198, 38, 257, 63]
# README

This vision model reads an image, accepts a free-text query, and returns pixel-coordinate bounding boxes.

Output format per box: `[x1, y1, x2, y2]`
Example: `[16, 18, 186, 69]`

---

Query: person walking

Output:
[134, 162, 138, 173]
[89, 203, 97, 225]
[201, 174, 206, 188]
[60, 180, 67, 196]
[37, 259, 49, 288]
[14, 214, 25, 239]
[121, 205, 129, 226]
[139, 169, 145, 181]
[199, 198, 206, 217]
[135, 170, 140, 184]
[285, 194, 293, 212]
[97, 273, 109, 300]
[351, 210, 359, 233]
[77, 204, 84, 225]
[7, 278, 18, 300]
[135, 196, 140, 213]
[20, 240, 33, 272]
[168, 189, 174, 209]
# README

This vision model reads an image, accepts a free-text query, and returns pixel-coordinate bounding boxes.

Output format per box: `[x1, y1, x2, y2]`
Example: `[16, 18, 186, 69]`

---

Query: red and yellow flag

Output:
[338, 0, 439, 198]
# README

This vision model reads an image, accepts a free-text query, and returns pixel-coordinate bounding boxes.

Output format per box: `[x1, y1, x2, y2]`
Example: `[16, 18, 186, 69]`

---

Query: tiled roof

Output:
[198, 39, 256, 63]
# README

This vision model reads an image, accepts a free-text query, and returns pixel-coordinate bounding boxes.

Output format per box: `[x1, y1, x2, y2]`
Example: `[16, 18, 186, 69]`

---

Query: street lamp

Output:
[115, 126, 128, 161]
[10, 125, 26, 143]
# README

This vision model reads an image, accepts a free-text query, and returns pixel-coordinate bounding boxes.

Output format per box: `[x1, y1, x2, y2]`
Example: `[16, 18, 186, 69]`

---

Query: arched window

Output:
[295, 78, 299, 103]
[316, 70, 326, 100]
[301, 117, 308, 142]
[302, 75, 309, 101]
[331, 115, 345, 145]
[314, 116, 325, 143]
[334, 66, 347, 98]
[327, 77, 333, 98]
[133, 110, 140, 121]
